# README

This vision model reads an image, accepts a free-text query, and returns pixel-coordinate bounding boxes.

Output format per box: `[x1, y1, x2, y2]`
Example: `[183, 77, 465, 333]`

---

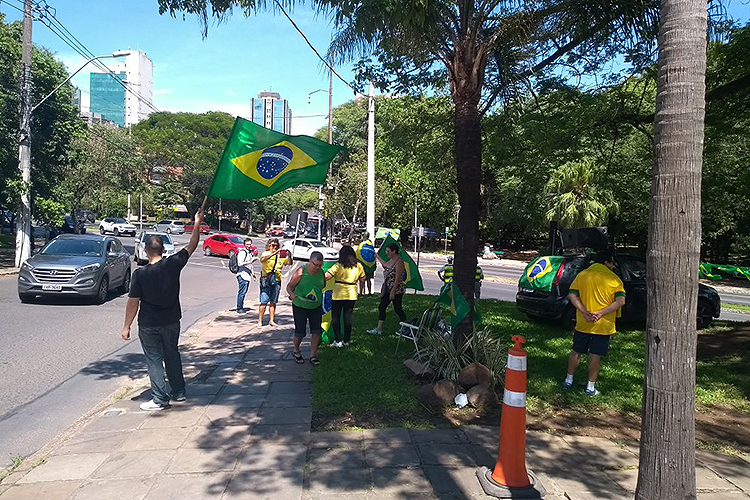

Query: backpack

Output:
[229, 250, 241, 274]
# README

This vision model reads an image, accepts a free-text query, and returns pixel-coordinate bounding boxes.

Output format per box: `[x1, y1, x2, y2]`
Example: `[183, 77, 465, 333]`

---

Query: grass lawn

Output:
[313, 294, 750, 451]
[724, 303, 750, 314]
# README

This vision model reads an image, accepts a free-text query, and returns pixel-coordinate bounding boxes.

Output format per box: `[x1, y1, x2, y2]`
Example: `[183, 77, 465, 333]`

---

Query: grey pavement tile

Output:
[242, 349, 286, 361]
[166, 446, 244, 473]
[116, 427, 192, 451]
[362, 428, 413, 445]
[184, 382, 226, 396]
[204, 406, 260, 427]
[91, 450, 176, 479]
[182, 425, 253, 449]
[562, 435, 639, 468]
[268, 381, 312, 395]
[0, 481, 82, 500]
[144, 472, 233, 500]
[82, 411, 149, 433]
[302, 495, 369, 500]
[697, 492, 749, 499]
[696, 465, 742, 491]
[218, 381, 271, 395]
[459, 425, 498, 446]
[697, 450, 750, 492]
[69, 477, 155, 500]
[365, 444, 420, 468]
[371, 467, 433, 494]
[310, 430, 364, 449]
[603, 468, 638, 493]
[262, 393, 312, 408]
[309, 447, 366, 469]
[545, 466, 630, 500]
[54, 431, 129, 456]
[222, 469, 304, 500]
[307, 467, 371, 495]
[423, 466, 488, 497]
[174, 394, 217, 407]
[417, 444, 479, 467]
[139, 408, 207, 429]
[237, 443, 308, 471]
[250, 424, 311, 444]
[18, 454, 110, 483]
[211, 393, 267, 408]
[410, 429, 466, 444]
[257, 406, 312, 425]
[468, 444, 496, 469]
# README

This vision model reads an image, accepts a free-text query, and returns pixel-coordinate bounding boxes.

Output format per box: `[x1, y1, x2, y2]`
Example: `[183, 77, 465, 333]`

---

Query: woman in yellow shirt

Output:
[325, 245, 366, 347]
[258, 238, 292, 327]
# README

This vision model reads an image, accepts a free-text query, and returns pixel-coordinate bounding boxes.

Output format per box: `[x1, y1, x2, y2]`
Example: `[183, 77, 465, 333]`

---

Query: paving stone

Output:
[18, 454, 110, 483]
[218, 381, 271, 395]
[82, 411, 149, 433]
[267, 381, 312, 395]
[117, 427, 192, 451]
[250, 424, 310, 444]
[696, 465, 741, 491]
[91, 450, 175, 479]
[545, 465, 630, 500]
[54, 431, 129, 455]
[257, 406, 312, 425]
[184, 382, 226, 395]
[0, 481, 82, 500]
[139, 408, 206, 429]
[371, 467, 433, 494]
[182, 425, 253, 449]
[262, 393, 312, 408]
[365, 444, 420, 468]
[417, 444, 479, 467]
[603, 468, 638, 493]
[223, 469, 304, 500]
[310, 431, 364, 449]
[410, 429, 465, 444]
[307, 467, 371, 495]
[697, 492, 749, 499]
[697, 450, 750, 492]
[469, 443, 496, 468]
[166, 447, 244, 473]
[145, 472, 233, 500]
[211, 393, 267, 407]
[562, 435, 639, 468]
[362, 428, 413, 445]
[309, 447, 366, 469]
[460, 425, 498, 446]
[204, 406, 260, 427]
[237, 443, 307, 471]
[69, 477, 155, 500]
[423, 466, 488, 497]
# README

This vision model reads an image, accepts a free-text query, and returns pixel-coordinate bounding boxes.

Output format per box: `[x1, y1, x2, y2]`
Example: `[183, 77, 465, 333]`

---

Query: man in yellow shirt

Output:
[563, 250, 626, 396]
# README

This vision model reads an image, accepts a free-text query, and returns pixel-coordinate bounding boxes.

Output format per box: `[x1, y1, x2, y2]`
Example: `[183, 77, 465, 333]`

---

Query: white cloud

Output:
[225, 89, 240, 97]
[153, 89, 171, 96]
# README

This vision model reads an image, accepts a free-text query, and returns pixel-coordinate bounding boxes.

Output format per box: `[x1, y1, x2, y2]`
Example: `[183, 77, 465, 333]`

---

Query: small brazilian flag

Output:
[208, 118, 343, 199]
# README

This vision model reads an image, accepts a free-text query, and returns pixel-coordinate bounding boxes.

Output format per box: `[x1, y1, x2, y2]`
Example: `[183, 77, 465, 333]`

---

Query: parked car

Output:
[61, 215, 86, 234]
[516, 253, 721, 330]
[203, 234, 256, 257]
[133, 232, 176, 265]
[17, 234, 131, 304]
[99, 217, 137, 237]
[154, 219, 185, 234]
[283, 226, 296, 239]
[282, 238, 338, 261]
[184, 222, 211, 234]
[265, 225, 284, 237]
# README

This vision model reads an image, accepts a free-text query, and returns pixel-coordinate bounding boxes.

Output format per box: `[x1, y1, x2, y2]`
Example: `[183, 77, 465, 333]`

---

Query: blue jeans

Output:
[138, 322, 184, 404]
[237, 275, 249, 310]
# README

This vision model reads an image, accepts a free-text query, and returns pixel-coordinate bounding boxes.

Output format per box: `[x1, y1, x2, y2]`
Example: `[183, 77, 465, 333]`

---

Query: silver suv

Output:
[154, 220, 185, 234]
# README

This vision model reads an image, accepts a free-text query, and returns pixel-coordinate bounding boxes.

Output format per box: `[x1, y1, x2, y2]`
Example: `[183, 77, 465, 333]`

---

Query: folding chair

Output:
[396, 303, 443, 355]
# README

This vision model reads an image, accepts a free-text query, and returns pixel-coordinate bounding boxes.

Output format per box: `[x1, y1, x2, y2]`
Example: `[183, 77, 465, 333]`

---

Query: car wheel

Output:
[204, 246, 212, 256]
[95, 275, 109, 304]
[113, 228, 120, 236]
[561, 306, 577, 331]
[19, 293, 35, 303]
[119, 270, 131, 294]
[697, 299, 713, 330]
[99, 226, 105, 235]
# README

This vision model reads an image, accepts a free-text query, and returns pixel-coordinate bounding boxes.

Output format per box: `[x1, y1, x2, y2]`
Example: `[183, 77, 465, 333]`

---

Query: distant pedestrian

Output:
[438, 256, 454, 284]
[236, 238, 258, 314]
[287, 251, 326, 365]
[356, 233, 376, 296]
[367, 243, 407, 335]
[258, 238, 292, 327]
[475, 265, 484, 299]
[120, 207, 204, 411]
[326, 245, 366, 347]
[563, 250, 626, 396]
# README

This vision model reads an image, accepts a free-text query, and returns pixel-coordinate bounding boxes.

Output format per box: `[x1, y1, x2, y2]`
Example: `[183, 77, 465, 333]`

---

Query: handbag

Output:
[260, 255, 279, 288]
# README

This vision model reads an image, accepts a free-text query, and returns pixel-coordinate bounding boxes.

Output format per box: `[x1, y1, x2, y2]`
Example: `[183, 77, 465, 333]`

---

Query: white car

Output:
[282, 238, 338, 261]
[100, 217, 137, 237]
[134, 232, 176, 265]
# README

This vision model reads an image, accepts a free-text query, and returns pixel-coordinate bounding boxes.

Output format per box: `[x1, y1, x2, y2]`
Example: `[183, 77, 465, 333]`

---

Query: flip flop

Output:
[293, 352, 304, 364]
[310, 357, 320, 366]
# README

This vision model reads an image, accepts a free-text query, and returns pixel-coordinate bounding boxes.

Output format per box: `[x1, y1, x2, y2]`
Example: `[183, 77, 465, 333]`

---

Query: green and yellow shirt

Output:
[569, 263, 626, 335]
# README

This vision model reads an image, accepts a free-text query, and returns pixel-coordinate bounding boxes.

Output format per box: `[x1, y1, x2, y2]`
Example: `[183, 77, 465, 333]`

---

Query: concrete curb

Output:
[0, 268, 18, 277]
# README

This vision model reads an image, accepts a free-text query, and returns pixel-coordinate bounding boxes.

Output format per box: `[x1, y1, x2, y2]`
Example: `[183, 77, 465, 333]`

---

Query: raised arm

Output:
[185, 208, 204, 256]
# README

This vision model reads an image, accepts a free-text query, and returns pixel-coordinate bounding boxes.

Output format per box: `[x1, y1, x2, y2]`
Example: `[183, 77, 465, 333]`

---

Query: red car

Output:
[184, 222, 211, 234]
[266, 225, 284, 237]
[203, 234, 257, 257]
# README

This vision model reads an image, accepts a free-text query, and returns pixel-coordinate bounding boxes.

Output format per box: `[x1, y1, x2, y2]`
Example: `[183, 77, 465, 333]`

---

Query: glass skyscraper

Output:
[89, 72, 126, 127]
[250, 91, 292, 134]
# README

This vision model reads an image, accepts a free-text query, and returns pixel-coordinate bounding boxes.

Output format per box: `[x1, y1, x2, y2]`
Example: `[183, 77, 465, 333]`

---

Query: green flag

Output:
[518, 256, 567, 292]
[436, 282, 471, 328]
[377, 235, 424, 291]
[208, 118, 343, 200]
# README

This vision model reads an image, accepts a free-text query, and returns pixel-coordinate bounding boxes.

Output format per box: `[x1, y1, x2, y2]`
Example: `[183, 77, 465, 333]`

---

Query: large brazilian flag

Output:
[518, 256, 566, 292]
[208, 118, 343, 199]
[320, 261, 338, 343]
[377, 235, 424, 291]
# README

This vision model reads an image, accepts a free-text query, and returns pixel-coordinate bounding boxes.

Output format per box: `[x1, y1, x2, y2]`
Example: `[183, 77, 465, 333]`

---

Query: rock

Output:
[467, 382, 499, 409]
[433, 380, 459, 404]
[458, 362, 492, 390]
[403, 359, 435, 380]
[417, 384, 443, 408]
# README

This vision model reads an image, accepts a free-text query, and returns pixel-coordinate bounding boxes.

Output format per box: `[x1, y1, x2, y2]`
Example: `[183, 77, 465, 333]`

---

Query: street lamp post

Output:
[307, 61, 333, 242]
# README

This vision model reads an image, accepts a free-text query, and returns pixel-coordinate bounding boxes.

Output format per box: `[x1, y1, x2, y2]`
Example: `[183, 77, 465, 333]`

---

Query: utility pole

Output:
[319, 61, 333, 241]
[366, 82, 375, 241]
[15, 0, 33, 267]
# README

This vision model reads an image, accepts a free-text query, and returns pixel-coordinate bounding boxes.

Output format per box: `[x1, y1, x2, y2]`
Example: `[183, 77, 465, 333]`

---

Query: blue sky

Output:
[2, 0, 748, 136]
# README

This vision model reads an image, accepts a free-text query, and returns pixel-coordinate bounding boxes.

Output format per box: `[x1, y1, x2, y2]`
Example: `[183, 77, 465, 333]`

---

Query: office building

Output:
[89, 50, 153, 127]
[250, 91, 292, 134]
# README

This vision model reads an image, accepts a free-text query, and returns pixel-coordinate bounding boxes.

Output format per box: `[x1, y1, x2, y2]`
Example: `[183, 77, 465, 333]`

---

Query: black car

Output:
[516, 253, 721, 330]
[61, 215, 86, 234]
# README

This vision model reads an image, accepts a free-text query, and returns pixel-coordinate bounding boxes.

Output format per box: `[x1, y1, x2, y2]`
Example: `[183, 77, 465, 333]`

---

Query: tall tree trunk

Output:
[635, 0, 707, 498]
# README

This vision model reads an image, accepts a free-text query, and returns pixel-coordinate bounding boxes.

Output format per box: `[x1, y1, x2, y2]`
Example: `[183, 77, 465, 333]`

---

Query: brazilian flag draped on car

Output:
[376, 235, 424, 291]
[207, 118, 343, 199]
[518, 256, 567, 292]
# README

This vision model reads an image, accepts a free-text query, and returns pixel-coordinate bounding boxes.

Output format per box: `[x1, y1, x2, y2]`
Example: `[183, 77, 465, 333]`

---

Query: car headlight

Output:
[76, 263, 101, 273]
[21, 261, 34, 271]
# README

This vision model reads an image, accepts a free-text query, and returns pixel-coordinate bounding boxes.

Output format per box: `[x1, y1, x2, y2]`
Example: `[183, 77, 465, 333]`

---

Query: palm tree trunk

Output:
[635, 0, 707, 498]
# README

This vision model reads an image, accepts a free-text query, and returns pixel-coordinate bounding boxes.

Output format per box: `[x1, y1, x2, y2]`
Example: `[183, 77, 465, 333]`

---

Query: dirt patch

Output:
[697, 323, 750, 362]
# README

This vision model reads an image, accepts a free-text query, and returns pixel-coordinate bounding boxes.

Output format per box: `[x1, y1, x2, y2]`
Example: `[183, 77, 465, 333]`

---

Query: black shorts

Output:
[292, 304, 322, 338]
[572, 331, 611, 356]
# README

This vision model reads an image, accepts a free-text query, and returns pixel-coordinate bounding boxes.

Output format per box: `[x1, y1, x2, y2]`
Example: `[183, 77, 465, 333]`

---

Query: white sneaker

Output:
[332, 341, 343, 348]
[140, 399, 169, 411]
[343, 342, 350, 347]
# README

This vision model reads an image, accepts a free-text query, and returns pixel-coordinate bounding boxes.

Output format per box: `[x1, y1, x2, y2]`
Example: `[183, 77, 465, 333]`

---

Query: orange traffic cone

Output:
[477, 335, 545, 499]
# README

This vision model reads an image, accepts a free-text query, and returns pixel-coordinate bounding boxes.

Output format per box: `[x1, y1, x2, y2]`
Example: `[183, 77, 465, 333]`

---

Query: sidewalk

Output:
[1, 303, 748, 500]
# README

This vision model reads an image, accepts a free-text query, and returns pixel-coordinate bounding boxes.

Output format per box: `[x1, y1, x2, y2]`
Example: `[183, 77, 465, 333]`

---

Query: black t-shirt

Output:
[129, 249, 189, 327]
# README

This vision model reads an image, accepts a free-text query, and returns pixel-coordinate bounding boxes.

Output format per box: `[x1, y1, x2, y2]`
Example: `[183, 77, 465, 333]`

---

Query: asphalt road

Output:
[0, 234, 747, 467]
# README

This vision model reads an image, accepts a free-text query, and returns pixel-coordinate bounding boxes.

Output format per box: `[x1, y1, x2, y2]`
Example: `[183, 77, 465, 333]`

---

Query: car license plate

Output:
[42, 284, 62, 291]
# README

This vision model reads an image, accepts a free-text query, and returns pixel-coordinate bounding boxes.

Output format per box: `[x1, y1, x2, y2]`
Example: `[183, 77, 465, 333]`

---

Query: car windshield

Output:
[42, 239, 102, 256]
[112, 218, 127, 223]
[173, 221, 184, 225]
[310, 241, 327, 248]
[617, 257, 647, 280]
[144, 234, 173, 245]
[228, 236, 244, 244]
